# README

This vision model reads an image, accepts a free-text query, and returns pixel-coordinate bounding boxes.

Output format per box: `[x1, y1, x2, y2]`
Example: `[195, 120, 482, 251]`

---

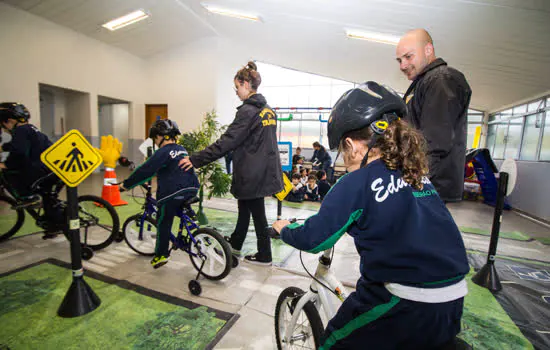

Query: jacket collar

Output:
[237, 93, 267, 109]
[414, 58, 447, 82]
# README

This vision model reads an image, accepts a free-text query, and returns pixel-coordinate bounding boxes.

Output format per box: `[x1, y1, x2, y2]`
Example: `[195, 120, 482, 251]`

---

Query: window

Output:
[467, 124, 481, 149]
[520, 114, 541, 160]
[492, 123, 508, 159]
[504, 119, 522, 159]
[486, 125, 497, 154]
[540, 111, 550, 161]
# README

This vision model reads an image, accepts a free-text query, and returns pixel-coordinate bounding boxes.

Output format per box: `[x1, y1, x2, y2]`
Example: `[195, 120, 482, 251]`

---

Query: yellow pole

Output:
[472, 126, 482, 149]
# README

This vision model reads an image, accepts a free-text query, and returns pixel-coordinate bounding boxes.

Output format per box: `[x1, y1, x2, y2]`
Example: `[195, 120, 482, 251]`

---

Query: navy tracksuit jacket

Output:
[281, 159, 469, 349]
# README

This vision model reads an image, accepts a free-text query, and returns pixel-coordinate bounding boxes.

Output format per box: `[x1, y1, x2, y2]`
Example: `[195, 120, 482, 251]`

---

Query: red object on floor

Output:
[101, 168, 128, 206]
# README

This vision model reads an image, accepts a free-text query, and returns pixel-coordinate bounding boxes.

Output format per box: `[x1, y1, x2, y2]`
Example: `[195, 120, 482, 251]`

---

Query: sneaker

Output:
[150, 255, 170, 269]
[244, 253, 272, 266]
[224, 236, 241, 256]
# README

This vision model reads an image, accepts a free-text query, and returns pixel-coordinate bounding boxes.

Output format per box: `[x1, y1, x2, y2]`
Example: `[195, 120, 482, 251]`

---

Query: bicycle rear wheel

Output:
[275, 286, 324, 350]
[189, 228, 231, 280]
[77, 195, 119, 250]
[0, 195, 25, 242]
[123, 214, 157, 256]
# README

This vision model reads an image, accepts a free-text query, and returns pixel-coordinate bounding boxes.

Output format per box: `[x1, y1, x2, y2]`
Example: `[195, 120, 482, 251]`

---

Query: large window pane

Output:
[468, 114, 483, 122]
[309, 86, 332, 108]
[512, 104, 527, 115]
[528, 100, 543, 112]
[300, 120, 322, 148]
[504, 119, 523, 159]
[493, 123, 508, 159]
[279, 120, 299, 147]
[486, 125, 496, 153]
[520, 114, 541, 160]
[540, 112, 550, 161]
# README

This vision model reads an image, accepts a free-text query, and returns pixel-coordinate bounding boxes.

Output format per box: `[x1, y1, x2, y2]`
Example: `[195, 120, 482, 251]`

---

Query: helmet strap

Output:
[360, 136, 379, 168]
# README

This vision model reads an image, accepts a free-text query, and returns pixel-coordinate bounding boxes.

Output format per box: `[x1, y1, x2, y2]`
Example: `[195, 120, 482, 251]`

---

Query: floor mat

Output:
[0, 259, 238, 350]
[460, 226, 532, 241]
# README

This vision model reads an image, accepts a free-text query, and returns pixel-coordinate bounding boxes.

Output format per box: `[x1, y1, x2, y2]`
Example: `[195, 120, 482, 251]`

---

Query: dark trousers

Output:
[229, 197, 271, 261]
[321, 283, 463, 350]
[156, 197, 187, 257]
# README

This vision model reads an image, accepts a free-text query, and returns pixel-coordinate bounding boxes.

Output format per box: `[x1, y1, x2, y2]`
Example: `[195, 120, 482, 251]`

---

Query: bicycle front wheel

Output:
[77, 195, 120, 250]
[189, 228, 231, 281]
[123, 214, 157, 256]
[275, 286, 324, 350]
[0, 195, 25, 242]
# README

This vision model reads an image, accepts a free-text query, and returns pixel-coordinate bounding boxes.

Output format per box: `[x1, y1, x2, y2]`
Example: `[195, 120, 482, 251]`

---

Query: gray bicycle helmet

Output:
[0, 102, 30, 124]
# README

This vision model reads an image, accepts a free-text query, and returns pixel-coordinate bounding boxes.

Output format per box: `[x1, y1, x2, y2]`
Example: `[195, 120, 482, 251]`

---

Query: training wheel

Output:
[232, 255, 239, 268]
[188, 280, 202, 296]
[81, 246, 94, 261]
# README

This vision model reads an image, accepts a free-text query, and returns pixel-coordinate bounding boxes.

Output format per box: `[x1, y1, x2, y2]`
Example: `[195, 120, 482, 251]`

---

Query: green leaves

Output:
[178, 110, 231, 200]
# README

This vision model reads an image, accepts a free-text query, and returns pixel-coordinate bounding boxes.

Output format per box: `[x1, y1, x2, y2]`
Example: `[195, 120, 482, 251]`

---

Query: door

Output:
[145, 104, 168, 138]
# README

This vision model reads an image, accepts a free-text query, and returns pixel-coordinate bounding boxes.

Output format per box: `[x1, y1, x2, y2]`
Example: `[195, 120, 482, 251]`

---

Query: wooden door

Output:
[145, 104, 168, 138]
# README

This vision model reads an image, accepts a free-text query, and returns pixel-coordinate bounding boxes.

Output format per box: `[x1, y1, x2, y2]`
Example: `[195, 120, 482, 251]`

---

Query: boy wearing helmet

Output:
[0, 102, 64, 238]
[120, 119, 199, 268]
[272, 82, 469, 349]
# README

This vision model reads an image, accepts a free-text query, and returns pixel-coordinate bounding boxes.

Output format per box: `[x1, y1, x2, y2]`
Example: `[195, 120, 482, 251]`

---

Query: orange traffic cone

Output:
[101, 167, 128, 206]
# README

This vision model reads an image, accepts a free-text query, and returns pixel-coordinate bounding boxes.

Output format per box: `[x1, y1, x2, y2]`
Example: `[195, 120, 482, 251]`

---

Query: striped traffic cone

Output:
[101, 167, 127, 206]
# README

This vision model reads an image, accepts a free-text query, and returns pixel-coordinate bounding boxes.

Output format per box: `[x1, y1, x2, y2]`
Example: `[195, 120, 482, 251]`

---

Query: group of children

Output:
[285, 168, 331, 203]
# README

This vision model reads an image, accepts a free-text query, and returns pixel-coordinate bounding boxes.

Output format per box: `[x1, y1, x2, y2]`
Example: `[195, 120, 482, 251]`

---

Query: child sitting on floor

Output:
[304, 174, 320, 202]
[285, 173, 305, 202]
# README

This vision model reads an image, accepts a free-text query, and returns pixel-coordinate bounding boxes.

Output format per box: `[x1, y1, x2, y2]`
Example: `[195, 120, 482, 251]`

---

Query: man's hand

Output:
[97, 135, 123, 169]
[272, 220, 291, 234]
[118, 184, 127, 193]
[179, 157, 194, 171]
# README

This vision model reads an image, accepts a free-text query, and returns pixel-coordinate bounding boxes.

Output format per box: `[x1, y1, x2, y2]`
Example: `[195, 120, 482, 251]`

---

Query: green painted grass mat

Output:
[0, 259, 237, 350]
[460, 226, 532, 241]
[459, 269, 534, 349]
[536, 236, 550, 245]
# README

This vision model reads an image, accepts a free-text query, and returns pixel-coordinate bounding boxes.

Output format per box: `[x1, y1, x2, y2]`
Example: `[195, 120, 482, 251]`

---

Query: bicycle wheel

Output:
[189, 228, 231, 281]
[77, 195, 119, 251]
[123, 214, 157, 256]
[0, 195, 25, 242]
[275, 286, 324, 350]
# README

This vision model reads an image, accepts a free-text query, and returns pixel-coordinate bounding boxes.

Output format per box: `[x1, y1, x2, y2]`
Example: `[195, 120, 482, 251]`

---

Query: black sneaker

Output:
[244, 253, 272, 266]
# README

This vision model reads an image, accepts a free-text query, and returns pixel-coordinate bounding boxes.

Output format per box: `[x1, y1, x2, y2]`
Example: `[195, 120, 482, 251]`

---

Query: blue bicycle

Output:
[122, 183, 233, 296]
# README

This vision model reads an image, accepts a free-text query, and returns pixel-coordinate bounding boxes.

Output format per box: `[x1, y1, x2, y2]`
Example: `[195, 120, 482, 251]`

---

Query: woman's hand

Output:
[272, 220, 291, 234]
[179, 157, 194, 171]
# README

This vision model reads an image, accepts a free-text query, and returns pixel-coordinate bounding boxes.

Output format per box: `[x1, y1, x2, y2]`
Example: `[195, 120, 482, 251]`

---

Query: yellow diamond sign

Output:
[40, 129, 103, 187]
[275, 172, 293, 201]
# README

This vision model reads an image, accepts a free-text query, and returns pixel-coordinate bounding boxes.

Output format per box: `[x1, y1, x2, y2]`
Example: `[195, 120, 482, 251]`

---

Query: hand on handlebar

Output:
[272, 220, 292, 236]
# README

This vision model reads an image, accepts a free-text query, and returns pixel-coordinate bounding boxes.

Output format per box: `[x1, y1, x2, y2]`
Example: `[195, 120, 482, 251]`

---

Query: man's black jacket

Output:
[403, 58, 471, 202]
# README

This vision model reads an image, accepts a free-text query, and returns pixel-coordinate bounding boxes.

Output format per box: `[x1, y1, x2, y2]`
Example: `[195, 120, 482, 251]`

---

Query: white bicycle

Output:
[271, 222, 349, 350]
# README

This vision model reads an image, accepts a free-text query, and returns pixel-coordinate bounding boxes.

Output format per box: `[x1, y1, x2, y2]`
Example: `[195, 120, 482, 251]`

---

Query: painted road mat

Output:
[0, 259, 237, 350]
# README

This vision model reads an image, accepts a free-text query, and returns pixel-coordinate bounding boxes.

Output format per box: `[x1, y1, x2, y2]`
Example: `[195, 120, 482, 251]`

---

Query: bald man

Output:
[397, 29, 471, 203]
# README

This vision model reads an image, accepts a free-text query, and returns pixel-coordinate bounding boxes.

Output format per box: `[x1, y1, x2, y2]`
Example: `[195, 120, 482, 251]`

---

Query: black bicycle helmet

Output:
[148, 119, 181, 140]
[0, 102, 30, 124]
[327, 82, 407, 151]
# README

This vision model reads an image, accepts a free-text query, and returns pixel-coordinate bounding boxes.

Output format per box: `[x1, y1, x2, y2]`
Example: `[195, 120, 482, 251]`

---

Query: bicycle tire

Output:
[77, 195, 119, 251]
[275, 286, 324, 350]
[0, 195, 25, 242]
[123, 214, 157, 256]
[189, 227, 232, 281]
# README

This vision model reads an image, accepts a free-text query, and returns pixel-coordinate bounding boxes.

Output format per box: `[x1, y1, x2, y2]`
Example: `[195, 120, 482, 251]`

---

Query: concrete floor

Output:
[1, 169, 550, 349]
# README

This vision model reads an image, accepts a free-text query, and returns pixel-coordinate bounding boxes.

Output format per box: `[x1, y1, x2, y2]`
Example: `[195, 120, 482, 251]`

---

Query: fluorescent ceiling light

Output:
[345, 29, 400, 45]
[102, 10, 149, 31]
[201, 3, 260, 22]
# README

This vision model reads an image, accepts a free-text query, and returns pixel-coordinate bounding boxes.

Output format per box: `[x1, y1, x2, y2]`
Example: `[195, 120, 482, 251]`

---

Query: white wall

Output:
[0, 2, 147, 140]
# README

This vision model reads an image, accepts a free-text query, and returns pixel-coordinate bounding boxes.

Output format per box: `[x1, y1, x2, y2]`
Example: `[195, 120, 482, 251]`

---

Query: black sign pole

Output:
[57, 185, 101, 317]
[471, 172, 509, 292]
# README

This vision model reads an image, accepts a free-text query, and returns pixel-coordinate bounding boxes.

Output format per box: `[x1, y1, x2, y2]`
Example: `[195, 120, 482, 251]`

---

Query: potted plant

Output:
[178, 110, 231, 224]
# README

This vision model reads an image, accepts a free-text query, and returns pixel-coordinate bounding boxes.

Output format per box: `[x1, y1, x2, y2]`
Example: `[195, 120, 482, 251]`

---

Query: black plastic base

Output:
[472, 263, 502, 292]
[58, 276, 101, 318]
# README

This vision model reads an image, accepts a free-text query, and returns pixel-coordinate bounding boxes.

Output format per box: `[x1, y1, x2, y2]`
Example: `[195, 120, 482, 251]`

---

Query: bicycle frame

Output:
[137, 185, 202, 258]
[283, 248, 350, 343]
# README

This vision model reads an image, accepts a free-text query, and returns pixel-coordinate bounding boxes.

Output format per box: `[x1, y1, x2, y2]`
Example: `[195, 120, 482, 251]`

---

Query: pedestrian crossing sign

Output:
[41, 129, 103, 187]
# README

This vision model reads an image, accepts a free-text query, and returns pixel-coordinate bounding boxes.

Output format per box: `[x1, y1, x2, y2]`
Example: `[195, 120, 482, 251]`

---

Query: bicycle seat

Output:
[183, 196, 200, 206]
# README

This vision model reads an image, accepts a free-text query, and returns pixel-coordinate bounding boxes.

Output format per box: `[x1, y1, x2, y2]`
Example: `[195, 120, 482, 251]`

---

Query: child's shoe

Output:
[150, 255, 170, 269]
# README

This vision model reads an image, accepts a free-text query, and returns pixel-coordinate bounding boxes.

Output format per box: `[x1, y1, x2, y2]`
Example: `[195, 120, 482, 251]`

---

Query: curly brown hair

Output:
[234, 61, 261, 90]
[340, 119, 429, 190]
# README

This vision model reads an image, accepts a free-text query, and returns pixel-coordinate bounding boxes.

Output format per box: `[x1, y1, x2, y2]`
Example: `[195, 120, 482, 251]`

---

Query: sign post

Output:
[40, 129, 103, 317]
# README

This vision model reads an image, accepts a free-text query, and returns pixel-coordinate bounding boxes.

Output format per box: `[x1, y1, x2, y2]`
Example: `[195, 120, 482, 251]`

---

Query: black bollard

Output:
[472, 172, 509, 292]
[58, 186, 101, 317]
[277, 199, 283, 221]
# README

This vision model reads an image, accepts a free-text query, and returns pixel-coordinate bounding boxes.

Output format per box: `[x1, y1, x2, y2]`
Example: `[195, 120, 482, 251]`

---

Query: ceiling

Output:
[4, 0, 550, 111]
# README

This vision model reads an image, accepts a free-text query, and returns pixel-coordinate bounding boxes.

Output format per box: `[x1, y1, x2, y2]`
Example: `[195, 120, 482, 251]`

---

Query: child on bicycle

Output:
[0, 102, 64, 238]
[272, 82, 469, 349]
[120, 119, 199, 269]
